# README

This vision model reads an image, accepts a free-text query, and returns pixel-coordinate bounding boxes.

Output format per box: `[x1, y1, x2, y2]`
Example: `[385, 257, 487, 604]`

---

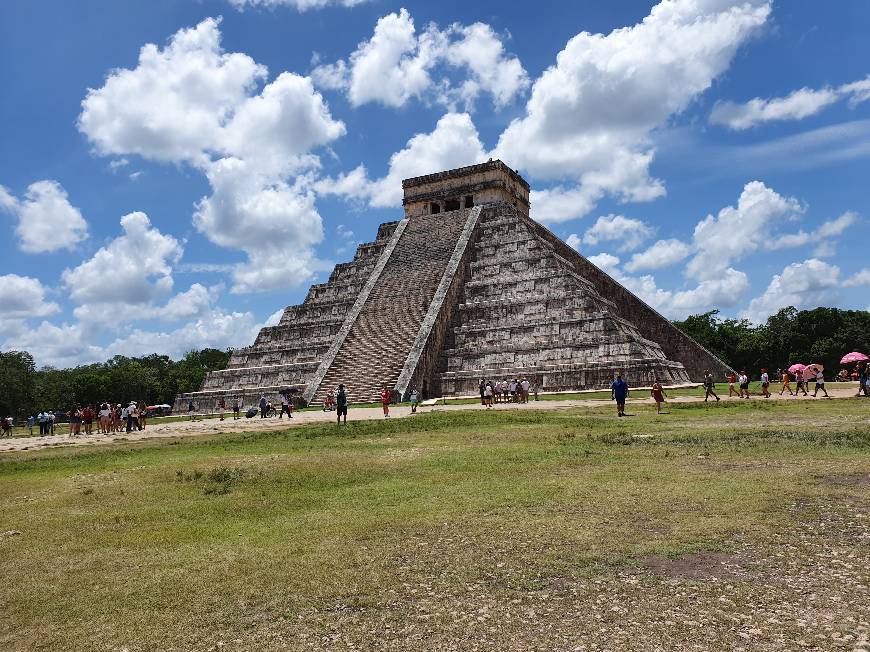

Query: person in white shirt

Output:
[760, 369, 770, 398]
[812, 370, 829, 398]
[738, 371, 750, 399]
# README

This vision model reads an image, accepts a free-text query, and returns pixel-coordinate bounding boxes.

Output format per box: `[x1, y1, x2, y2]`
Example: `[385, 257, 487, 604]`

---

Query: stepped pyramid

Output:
[175, 161, 730, 411]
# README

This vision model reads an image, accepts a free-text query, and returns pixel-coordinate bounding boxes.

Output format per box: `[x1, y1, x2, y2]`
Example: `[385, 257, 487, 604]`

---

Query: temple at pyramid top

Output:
[402, 160, 530, 218]
[175, 161, 731, 412]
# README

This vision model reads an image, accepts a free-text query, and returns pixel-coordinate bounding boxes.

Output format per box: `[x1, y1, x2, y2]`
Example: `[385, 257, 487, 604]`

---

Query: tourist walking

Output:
[259, 394, 268, 418]
[812, 370, 830, 398]
[336, 384, 348, 424]
[611, 373, 629, 417]
[651, 377, 666, 414]
[27, 414, 35, 436]
[484, 381, 493, 408]
[521, 378, 530, 403]
[82, 404, 94, 435]
[760, 369, 771, 398]
[188, 400, 197, 421]
[738, 371, 750, 399]
[795, 374, 808, 397]
[727, 371, 737, 397]
[479, 379, 486, 406]
[703, 371, 720, 402]
[69, 406, 82, 437]
[138, 401, 147, 430]
[232, 397, 241, 419]
[780, 370, 793, 396]
[279, 391, 293, 419]
[409, 387, 419, 413]
[380, 385, 391, 418]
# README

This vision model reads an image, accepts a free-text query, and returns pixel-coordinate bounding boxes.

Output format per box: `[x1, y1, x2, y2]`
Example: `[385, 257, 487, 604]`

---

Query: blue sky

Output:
[1, 0, 868, 367]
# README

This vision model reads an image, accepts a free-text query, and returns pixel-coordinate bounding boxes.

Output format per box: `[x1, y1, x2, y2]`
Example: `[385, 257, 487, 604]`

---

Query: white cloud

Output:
[316, 112, 486, 208]
[709, 87, 839, 130]
[229, 0, 367, 10]
[620, 267, 750, 320]
[840, 76, 870, 107]
[0, 275, 59, 320]
[844, 268, 870, 288]
[2, 321, 105, 368]
[79, 17, 267, 165]
[152, 283, 220, 321]
[686, 180, 803, 281]
[709, 75, 870, 130]
[311, 9, 528, 110]
[565, 233, 582, 251]
[106, 308, 262, 360]
[77, 17, 346, 293]
[624, 238, 691, 272]
[582, 214, 654, 252]
[494, 0, 770, 221]
[743, 258, 842, 321]
[62, 211, 182, 312]
[586, 252, 621, 275]
[0, 180, 88, 253]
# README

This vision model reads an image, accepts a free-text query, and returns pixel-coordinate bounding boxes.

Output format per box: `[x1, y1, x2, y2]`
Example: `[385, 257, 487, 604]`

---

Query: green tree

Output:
[0, 350, 37, 421]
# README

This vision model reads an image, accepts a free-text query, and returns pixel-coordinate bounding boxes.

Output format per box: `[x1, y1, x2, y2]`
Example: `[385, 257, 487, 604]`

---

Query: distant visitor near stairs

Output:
[174, 161, 730, 411]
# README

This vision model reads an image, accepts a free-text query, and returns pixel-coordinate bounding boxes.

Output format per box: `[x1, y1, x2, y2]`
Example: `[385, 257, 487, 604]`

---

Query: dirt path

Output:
[1, 387, 862, 453]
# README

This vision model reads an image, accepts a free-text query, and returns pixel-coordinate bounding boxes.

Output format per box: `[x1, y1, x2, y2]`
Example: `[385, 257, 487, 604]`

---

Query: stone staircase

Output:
[308, 209, 472, 404]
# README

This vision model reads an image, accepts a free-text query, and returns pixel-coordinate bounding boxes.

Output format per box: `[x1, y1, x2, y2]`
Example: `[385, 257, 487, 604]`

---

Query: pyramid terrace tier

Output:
[200, 361, 320, 392]
[172, 385, 308, 416]
[440, 359, 690, 396]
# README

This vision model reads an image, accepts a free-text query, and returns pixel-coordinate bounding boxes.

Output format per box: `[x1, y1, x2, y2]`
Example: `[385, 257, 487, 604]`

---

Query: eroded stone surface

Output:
[176, 162, 729, 411]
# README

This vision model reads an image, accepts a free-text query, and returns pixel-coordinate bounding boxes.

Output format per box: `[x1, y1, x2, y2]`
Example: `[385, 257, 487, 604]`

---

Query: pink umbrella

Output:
[788, 363, 806, 375]
[803, 363, 824, 381]
[840, 352, 869, 364]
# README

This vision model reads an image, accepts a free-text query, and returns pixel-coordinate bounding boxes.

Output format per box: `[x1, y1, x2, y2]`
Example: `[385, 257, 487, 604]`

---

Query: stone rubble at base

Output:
[174, 161, 730, 412]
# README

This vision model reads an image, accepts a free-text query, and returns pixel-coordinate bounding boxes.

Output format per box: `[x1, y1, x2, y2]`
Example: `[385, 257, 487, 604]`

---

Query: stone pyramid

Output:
[175, 161, 730, 411]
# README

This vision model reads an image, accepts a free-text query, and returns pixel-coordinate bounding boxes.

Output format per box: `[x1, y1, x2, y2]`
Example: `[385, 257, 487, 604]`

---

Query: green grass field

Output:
[1, 398, 868, 650]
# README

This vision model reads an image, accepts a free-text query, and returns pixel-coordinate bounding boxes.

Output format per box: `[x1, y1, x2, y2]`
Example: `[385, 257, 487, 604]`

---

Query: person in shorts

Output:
[232, 398, 240, 420]
[611, 373, 629, 417]
[760, 369, 771, 398]
[812, 370, 830, 398]
[336, 384, 348, 424]
[188, 400, 197, 421]
[409, 387, 419, 413]
[780, 370, 793, 396]
[738, 371, 750, 399]
[218, 398, 226, 421]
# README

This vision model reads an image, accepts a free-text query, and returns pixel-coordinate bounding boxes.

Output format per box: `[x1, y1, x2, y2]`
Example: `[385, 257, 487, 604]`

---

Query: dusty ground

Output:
[1, 387, 861, 453]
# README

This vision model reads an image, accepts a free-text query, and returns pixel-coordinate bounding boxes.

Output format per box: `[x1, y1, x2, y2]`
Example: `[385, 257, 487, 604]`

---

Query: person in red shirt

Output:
[82, 405, 94, 435]
[380, 386, 391, 418]
[727, 372, 738, 397]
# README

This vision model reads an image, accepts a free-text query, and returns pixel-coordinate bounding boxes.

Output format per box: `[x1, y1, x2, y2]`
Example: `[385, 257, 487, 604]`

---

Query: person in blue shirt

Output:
[27, 415, 35, 435]
[610, 373, 629, 417]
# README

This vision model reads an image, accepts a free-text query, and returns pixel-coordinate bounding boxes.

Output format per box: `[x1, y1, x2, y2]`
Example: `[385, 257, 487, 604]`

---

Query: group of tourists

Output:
[478, 378, 537, 408]
[725, 368, 832, 399]
[19, 402, 149, 437]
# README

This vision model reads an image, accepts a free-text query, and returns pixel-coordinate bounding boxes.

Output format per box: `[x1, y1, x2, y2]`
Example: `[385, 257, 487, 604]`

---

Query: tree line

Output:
[0, 349, 231, 421]
[673, 306, 870, 375]
[1, 306, 868, 421]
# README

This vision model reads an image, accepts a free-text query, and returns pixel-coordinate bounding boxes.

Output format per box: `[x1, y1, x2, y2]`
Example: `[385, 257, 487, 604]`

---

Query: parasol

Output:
[840, 351, 869, 364]
[787, 363, 806, 375]
[803, 363, 824, 381]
